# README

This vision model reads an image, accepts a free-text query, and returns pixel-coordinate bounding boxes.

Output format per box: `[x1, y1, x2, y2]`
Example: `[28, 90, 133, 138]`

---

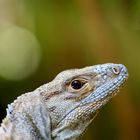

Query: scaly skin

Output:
[0, 63, 128, 140]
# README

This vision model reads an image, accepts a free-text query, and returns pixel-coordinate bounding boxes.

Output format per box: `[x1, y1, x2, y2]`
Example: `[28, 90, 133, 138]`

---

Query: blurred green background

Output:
[0, 0, 140, 140]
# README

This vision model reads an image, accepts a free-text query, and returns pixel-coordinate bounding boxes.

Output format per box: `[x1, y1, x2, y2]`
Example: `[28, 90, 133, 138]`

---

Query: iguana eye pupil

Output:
[71, 80, 83, 89]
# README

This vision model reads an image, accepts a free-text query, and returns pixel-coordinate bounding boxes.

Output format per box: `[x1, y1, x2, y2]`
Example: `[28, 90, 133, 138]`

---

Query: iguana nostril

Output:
[112, 66, 120, 75]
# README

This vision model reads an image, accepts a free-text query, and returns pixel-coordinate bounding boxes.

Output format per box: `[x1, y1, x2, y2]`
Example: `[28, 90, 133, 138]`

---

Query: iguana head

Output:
[42, 63, 128, 140]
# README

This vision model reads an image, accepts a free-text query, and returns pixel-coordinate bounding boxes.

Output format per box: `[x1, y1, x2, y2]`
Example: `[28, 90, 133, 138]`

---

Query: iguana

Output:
[0, 63, 128, 140]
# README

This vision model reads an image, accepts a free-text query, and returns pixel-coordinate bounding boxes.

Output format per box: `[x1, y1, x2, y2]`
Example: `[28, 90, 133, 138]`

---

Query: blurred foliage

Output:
[0, 0, 140, 140]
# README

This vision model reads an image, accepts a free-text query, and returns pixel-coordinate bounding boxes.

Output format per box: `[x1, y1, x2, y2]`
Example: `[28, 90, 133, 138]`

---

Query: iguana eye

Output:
[71, 80, 85, 90]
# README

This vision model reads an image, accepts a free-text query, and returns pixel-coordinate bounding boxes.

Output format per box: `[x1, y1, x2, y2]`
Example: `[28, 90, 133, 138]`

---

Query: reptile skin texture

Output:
[0, 63, 128, 140]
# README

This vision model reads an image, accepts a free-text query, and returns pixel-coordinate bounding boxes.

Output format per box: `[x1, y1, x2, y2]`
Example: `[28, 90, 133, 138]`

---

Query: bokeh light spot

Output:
[0, 26, 41, 80]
